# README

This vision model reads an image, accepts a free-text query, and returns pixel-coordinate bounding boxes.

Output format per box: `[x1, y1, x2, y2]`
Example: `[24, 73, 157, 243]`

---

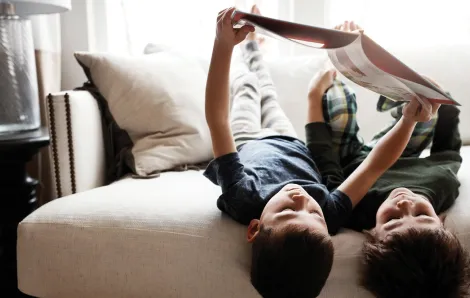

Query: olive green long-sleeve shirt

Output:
[344, 105, 462, 231]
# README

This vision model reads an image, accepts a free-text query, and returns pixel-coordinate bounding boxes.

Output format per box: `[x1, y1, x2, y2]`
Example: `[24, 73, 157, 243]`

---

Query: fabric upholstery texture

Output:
[17, 147, 470, 297]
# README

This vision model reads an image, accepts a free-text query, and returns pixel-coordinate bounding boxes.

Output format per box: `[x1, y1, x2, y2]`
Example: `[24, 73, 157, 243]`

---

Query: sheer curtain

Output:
[105, 0, 280, 58]
[93, 0, 470, 57]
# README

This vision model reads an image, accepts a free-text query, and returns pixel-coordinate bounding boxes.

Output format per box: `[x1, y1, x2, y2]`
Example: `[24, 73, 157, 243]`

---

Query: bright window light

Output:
[327, 0, 470, 48]
[110, 0, 279, 57]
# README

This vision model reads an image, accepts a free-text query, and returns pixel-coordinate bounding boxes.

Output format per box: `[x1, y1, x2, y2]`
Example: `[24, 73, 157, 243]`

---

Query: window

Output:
[105, 0, 280, 57]
[326, 0, 470, 48]
[102, 0, 470, 57]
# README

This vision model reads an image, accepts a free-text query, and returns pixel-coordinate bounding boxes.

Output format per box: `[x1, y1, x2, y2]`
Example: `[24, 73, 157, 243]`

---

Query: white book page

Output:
[328, 36, 423, 104]
[328, 35, 455, 108]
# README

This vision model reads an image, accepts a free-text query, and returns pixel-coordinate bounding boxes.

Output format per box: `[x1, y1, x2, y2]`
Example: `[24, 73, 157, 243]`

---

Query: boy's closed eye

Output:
[383, 209, 401, 222]
[386, 215, 400, 222]
[386, 211, 433, 223]
[415, 212, 430, 217]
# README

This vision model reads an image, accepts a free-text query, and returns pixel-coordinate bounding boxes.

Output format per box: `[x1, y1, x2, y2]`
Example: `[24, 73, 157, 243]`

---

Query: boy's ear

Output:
[363, 228, 377, 241]
[247, 219, 260, 243]
[439, 214, 447, 224]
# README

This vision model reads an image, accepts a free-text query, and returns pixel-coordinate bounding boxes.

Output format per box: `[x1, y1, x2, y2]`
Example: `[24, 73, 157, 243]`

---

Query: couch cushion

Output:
[17, 146, 470, 298]
[74, 50, 213, 179]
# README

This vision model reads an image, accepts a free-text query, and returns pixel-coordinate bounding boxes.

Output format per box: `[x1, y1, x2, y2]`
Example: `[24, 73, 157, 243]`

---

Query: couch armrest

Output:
[47, 91, 106, 198]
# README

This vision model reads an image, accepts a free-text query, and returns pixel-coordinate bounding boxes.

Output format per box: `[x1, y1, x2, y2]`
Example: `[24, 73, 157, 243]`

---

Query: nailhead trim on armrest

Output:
[64, 93, 77, 194]
[47, 93, 62, 198]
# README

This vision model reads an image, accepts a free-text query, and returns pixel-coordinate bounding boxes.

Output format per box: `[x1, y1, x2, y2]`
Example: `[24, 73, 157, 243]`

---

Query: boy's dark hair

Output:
[250, 225, 334, 298]
[362, 227, 470, 298]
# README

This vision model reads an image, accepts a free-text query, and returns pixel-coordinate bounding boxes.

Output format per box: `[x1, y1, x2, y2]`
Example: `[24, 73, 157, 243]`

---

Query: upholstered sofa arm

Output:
[46, 91, 106, 198]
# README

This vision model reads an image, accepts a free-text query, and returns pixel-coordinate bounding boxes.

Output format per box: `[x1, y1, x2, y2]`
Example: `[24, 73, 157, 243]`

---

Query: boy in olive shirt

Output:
[346, 98, 468, 298]
[317, 20, 469, 298]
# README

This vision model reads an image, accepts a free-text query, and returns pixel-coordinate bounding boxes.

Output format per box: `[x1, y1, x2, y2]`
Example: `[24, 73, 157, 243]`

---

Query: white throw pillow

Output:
[74, 51, 213, 177]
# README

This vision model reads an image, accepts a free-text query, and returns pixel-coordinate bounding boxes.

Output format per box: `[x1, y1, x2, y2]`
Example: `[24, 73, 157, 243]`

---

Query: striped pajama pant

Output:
[230, 41, 297, 147]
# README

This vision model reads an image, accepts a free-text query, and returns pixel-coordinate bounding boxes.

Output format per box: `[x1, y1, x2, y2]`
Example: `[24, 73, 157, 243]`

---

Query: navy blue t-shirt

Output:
[203, 135, 352, 235]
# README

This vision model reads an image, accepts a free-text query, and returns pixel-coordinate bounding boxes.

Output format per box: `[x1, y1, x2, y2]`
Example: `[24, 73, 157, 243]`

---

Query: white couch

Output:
[17, 54, 470, 298]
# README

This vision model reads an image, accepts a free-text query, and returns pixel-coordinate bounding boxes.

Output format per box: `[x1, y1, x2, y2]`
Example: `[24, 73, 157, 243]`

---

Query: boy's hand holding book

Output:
[215, 7, 254, 49]
[307, 66, 336, 123]
[308, 67, 337, 102]
[403, 97, 440, 124]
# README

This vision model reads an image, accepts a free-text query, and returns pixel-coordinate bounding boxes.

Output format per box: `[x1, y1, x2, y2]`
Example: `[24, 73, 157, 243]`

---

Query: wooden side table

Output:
[0, 127, 50, 298]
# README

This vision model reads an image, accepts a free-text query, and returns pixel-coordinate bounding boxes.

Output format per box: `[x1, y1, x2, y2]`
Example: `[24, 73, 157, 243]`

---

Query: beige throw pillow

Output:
[74, 51, 213, 177]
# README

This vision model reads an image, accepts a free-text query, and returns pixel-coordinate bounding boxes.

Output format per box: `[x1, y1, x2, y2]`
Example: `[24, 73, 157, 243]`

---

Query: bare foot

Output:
[334, 20, 363, 33]
[246, 5, 265, 45]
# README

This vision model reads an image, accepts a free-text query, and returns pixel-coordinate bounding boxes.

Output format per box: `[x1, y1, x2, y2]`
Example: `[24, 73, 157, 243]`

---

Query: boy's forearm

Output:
[366, 117, 416, 173]
[307, 91, 325, 123]
[205, 40, 237, 158]
[205, 40, 233, 128]
[338, 116, 416, 207]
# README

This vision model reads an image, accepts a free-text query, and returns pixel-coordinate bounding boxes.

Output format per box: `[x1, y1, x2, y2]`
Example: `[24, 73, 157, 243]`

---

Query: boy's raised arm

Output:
[206, 40, 236, 158]
[305, 68, 345, 191]
[205, 8, 254, 158]
[338, 99, 441, 207]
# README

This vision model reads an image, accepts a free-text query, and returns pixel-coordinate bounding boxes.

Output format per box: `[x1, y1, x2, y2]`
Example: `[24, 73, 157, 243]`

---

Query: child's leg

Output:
[322, 80, 364, 165]
[230, 54, 274, 147]
[240, 41, 297, 138]
[364, 96, 437, 157]
[430, 104, 461, 154]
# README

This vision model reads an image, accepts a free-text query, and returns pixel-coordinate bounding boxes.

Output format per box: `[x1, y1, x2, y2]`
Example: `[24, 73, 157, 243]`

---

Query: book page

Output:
[328, 36, 422, 103]
[360, 35, 457, 105]
[328, 35, 457, 107]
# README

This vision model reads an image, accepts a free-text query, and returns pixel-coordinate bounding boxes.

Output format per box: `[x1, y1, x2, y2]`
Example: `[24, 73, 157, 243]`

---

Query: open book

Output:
[232, 10, 460, 106]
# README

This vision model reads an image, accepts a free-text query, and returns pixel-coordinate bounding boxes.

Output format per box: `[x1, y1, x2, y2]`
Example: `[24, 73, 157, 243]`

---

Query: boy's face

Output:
[247, 184, 328, 241]
[374, 187, 442, 240]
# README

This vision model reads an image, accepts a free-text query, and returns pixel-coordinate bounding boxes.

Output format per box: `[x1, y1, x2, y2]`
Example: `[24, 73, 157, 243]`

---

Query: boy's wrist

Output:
[400, 115, 417, 127]
[214, 38, 234, 52]
[308, 88, 324, 103]
[307, 100, 325, 123]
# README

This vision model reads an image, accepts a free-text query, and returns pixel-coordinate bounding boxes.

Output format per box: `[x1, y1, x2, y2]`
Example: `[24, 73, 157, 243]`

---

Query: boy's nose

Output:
[292, 194, 309, 209]
[396, 199, 413, 215]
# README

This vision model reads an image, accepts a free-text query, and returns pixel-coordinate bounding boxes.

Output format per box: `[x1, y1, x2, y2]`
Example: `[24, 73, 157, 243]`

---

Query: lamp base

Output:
[0, 123, 40, 135]
[0, 13, 41, 135]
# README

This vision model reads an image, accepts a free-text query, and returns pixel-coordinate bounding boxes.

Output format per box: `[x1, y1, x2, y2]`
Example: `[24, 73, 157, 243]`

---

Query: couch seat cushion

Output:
[17, 146, 470, 298]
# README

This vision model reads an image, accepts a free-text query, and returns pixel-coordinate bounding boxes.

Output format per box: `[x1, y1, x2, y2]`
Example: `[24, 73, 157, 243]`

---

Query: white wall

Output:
[60, 0, 110, 90]
[60, 0, 90, 90]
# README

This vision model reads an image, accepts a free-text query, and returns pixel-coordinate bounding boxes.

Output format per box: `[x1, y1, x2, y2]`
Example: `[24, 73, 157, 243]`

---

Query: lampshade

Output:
[1, 0, 71, 15]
